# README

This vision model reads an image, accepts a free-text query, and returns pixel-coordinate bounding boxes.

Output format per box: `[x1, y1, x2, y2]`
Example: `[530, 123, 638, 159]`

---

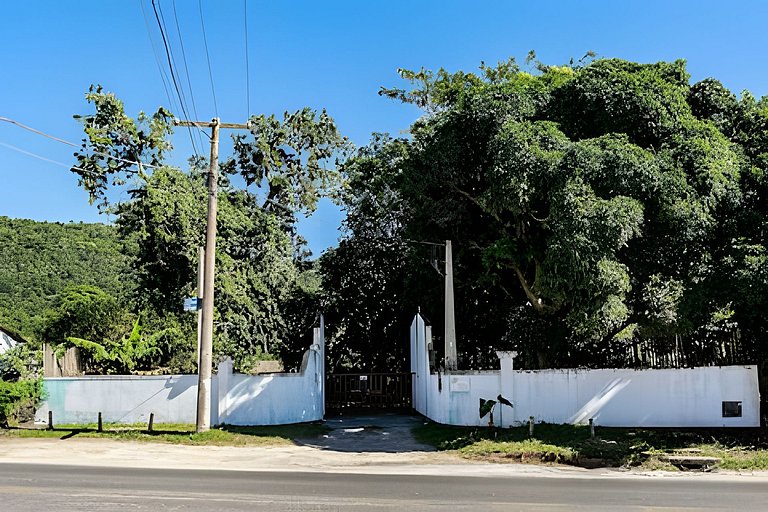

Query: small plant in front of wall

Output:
[479, 395, 513, 427]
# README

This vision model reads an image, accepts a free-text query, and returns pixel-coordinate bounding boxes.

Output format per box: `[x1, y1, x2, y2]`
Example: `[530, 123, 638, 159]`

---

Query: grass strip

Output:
[0, 422, 329, 446]
[412, 421, 768, 470]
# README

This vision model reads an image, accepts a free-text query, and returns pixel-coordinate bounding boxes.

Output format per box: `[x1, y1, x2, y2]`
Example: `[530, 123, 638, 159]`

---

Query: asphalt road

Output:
[1, 463, 767, 511]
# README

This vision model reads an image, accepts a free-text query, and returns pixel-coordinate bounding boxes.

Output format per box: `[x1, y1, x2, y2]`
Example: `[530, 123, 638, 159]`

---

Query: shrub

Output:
[0, 378, 44, 426]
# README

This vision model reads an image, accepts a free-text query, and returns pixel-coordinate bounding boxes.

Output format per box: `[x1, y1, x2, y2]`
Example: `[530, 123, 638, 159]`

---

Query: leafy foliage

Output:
[0, 378, 43, 426]
[233, 108, 352, 216]
[72, 85, 172, 209]
[0, 343, 38, 381]
[332, 56, 768, 372]
[65, 86, 345, 374]
[9, 60, 767, 380]
[40, 286, 157, 374]
[0, 217, 131, 344]
[320, 136, 412, 371]
[114, 167, 319, 372]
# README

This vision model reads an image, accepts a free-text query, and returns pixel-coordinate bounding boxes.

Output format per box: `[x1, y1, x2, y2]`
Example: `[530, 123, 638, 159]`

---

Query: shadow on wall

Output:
[164, 376, 196, 400]
[217, 319, 325, 426]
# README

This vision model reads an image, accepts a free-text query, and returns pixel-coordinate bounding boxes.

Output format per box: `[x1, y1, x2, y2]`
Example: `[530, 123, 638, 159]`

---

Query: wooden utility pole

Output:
[174, 118, 249, 432]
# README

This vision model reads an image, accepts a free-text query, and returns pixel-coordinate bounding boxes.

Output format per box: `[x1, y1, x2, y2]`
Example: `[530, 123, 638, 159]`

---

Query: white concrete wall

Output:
[36, 375, 200, 425]
[504, 365, 760, 427]
[36, 319, 326, 426]
[217, 327, 325, 425]
[410, 313, 761, 428]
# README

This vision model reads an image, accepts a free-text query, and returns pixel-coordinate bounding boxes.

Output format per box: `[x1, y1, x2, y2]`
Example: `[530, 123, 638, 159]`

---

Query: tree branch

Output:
[450, 184, 504, 225]
[598, 312, 641, 347]
[512, 264, 554, 314]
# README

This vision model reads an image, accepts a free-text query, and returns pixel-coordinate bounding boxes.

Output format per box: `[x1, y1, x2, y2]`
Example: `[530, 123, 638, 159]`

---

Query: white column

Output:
[315, 314, 326, 417]
[497, 351, 518, 427]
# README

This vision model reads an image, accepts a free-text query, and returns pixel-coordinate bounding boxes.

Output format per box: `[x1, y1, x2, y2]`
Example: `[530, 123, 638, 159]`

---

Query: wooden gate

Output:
[326, 373, 413, 409]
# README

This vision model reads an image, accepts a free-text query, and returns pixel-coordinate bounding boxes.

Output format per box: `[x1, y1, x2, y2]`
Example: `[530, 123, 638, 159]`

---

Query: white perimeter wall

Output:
[36, 374, 201, 425]
[410, 314, 761, 427]
[36, 319, 325, 426]
[216, 334, 324, 425]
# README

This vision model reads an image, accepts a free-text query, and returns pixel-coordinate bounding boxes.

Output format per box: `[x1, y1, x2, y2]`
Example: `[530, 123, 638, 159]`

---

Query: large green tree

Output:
[370, 57, 764, 369]
[69, 86, 347, 372]
[320, 136, 413, 372]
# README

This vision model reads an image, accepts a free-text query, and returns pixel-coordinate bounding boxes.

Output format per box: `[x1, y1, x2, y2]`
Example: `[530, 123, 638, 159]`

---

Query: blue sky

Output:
[1, 0, 767, 256]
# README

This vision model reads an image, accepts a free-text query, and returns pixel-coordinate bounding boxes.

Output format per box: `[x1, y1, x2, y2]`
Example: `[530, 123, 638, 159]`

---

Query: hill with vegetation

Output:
[0, 216, 132, 344]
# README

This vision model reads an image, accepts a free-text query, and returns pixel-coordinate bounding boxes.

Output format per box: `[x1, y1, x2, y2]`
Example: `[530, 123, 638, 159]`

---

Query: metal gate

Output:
[326, 373, 413, 409]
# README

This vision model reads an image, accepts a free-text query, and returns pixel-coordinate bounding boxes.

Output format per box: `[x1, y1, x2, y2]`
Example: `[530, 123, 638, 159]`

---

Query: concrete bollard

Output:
[47, 411, 53, 430]
[528, 416, 534, 437]
[147, 413, 154, 433]
[98, 412, 103, 432]
[589, 418, 595, 439]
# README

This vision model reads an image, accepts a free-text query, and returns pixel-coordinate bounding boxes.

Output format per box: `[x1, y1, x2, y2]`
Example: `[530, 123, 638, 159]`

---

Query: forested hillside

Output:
[0, 217, 131, 343]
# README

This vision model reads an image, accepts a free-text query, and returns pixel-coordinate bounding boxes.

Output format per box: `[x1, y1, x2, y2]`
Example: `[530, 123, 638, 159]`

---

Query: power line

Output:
[0, 116, 160, 170]
[198, 0, 218, 117]
[0, 140, 99, 177]
[170, 0, 206, 150]
[0, 116, 76, 147]
[156, 0, 201, 155]
[140, 0, 183, 121]
[244, 0, 251, 118]
[151, 0, 201, 157]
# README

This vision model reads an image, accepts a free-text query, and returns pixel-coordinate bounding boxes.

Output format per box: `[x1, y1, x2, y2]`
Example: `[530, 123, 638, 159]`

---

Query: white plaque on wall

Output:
[450, 376, 470, 392]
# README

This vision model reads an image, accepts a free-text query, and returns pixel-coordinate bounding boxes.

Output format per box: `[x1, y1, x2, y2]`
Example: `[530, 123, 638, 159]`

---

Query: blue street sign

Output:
[183, 297, 201, 312]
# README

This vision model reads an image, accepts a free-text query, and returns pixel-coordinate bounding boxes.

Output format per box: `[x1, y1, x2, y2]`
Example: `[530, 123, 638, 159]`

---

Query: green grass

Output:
[413, 422, 768, 470]
[0, 422, 329, 446]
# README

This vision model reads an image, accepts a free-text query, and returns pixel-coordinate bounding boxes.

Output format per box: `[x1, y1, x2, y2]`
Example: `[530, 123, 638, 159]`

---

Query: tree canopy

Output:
[4, 56, 766, 380]
[326, 56, 767, 371]
[59, 85, 341, 373]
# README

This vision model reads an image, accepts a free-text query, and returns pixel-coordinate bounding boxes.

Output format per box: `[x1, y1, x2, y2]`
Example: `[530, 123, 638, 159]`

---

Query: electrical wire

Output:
[171, 0, 206, 150]
[140, 0, 183, 121]
[156, 0, 200, 154]
[0, 116, 76, 147]
[0, 140, 100, 177]
[244, 0, 251, 118]
[0, 116, 160, 170]
[198, 0, 218, 118]
[151, 0, 201, 157]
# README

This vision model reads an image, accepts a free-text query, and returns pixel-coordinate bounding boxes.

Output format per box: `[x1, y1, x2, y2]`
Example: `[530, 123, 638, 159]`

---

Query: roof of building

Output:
[0, 325, 27, 354]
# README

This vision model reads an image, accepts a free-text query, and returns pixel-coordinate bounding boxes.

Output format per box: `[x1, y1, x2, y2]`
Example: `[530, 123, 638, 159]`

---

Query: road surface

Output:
[1, 463, 766, 511]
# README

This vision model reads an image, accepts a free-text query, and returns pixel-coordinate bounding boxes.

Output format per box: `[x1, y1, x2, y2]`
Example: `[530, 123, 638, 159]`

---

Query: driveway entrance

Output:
[299, 410, 433, 453]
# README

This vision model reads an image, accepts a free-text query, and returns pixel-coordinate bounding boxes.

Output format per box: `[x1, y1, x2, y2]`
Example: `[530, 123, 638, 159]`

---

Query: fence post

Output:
[98, 412, 103, 432]
[147, 413, 154, 433]
[47, 410, 53, 430]
[528, 416, 534, 437]
[589, 418, 595, 439]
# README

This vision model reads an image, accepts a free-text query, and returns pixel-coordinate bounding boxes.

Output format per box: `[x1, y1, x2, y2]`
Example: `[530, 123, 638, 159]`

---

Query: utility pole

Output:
[196, 246, 204, 370]
[423, 238, 458, 371]
[174, 118, 249, 432]
[444, 240, 457, 370]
